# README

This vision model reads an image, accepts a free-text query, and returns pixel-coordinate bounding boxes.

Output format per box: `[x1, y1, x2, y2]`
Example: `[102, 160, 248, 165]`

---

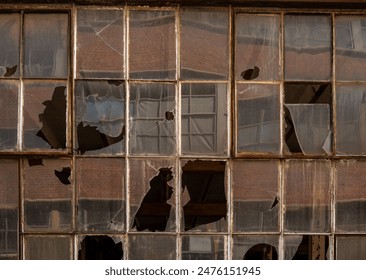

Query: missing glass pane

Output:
[232, 235, 279, 260]
[284, 235, 329, 260]
[78, 235, 123, 260]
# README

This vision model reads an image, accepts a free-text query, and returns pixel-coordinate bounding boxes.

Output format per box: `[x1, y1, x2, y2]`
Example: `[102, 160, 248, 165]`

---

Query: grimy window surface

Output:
[0, 5, 366, 260]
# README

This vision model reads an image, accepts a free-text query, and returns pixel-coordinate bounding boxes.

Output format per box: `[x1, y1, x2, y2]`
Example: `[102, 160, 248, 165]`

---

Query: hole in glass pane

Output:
[78, 235, 123, 260]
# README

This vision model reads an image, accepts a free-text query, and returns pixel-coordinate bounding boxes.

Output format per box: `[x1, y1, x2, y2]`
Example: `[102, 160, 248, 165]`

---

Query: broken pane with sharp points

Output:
[78, 235, 123, 260]
[77, 158, 125, 232]
[182, 235, 225, 260]
[24, 158, 72, 231]
[25, 235, 72, 260]
[129, 159, 176, 232]
[232, 160, 279, 232]
[0, 82, 18, 150]
[336, 236, 366, 259]
[77, 9, 124, 79]
[233, 235, 279, 260]
[129, 10, 175, 80]
[284, 235, 329, 260]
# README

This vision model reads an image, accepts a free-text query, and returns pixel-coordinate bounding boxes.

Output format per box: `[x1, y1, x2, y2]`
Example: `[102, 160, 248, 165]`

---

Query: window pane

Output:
[182, 235, 225, 260]
[233, 235, 279, 260]
[181, 8, 229, 80]
[24, 14, 68, 78]
[24, 159, 72, 231]
[0, 13, 19, 78]
[235, 14, 279, 81]
[129, 10, 175, 80]
[24, 236, 71, 260]
[232, 160, 279, 232]
[181, 83, 227, 155]
[77, 9, 124, 79]
[78, 235, 123, 260]
[284, 160, 331, 233]
[284, 235, 329, 260]
[285, 15, 331, 81]
[77, 158, 125, 232]
[75, 81, 125, 155]
[336, 236, 366, 259]
[129, 83, 175, 155]
[128, 235, 176, 260]
[0, 82, 18, 149]
[237, 84, 280, 153]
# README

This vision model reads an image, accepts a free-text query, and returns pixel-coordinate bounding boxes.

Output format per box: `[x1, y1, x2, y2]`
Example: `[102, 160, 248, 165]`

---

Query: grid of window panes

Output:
[1, 6, 366, 260]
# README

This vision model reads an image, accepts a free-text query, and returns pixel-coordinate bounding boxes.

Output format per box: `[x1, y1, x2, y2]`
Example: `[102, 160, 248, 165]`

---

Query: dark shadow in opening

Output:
[292, 235, 329, 260]
[244, 243, 278, 260]
[78, 235, 123, 260]
[54, 167, 71, 185]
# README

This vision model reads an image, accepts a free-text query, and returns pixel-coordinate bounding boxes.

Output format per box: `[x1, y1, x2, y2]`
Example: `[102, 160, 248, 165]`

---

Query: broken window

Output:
[336, 236, 366, 260]
[181, 83, 227, 155]
[24, 235, 71, 260]
[232, 160, 279, 232]
[129, 10, 175, 80]
[129, 159, 176, 232]
[236, 84, 280, 153]
[0, 160, 18, 260]
[180, 7, 229, 80]
[284, 235, 329, 260]
[181, 160, 227, 232]
[285, 15, 331, 81]
[284, 83, 332, 155]
[0, 82, 18, 150]
[78, 235, 123, 260]
[235, 14, 279, 81]
[284, 160, 331, 233]
[77, 9, 124, 79]
[76, 158, 125, 232]
[182, 235, 225, 260]
[128, 234, 176, 260]
[75, 80, 125, 155]
[336, 161, 366, 232]
[129, 83, 175, 155]
[24, 158, 72, 231]
[232, 235, 279, 260]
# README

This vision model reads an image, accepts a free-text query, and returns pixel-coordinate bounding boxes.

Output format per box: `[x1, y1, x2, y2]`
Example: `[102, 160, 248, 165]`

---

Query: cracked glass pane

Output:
[336, 236, 366, 260]
[129, 159, 176, 232]
[181, 83, 227, 155]
[182, 235, 225, 260]
[75, 81, 125, 155]
[0, 82, 18, 150]
[78, 235, 123, 260]
[77, 158, 125, 232]
[232, 235, 279, 260]
[181, 7, 229, 80]
[284, 160, 331, 233]
[336, 16, 366, 81]
[77, 9, 124, 79]
[284, 235, 329, 260]
[24, 14, 68, 78]
[336, 85, 366, 155]
[237, 84, 280, 153]
[25, 236, 71, 260]
[336, 161, 366, 232]
[23, 82, 67, 150]
[128, 234, 176, 260]
[24, 158, 72, 231]
[0, 13, 19, 78]
[235, 14, 279, 81]
[0, 159, 18, 259]
[129, 10, 175, 80]
[233, 160, 279, 232]
[129, 83, 175, 155]
[285, 15, 331, 81]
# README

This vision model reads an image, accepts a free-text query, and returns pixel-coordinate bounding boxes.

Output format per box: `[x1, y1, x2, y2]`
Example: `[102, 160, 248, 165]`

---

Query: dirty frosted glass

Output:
[284, 235, 329, 260]
[24, 14, 68, 78]
[25, 236, 71, 260]
[129, 83, 175, 155]
[181, 83, 227, 155]
[129, 159, 176, 232]
[77, 158, 125, 232]
[77, 9, 124, 79]
[75, 81, 125, 155]
[336, 16, 366, 81]
[336, 236, 366, 259]
[237, 84, 280, 153]
[24, 159, 72, 231]
[0, 14, 19, 78]
[181, 8, 229, 80]
[128, 235, 176, 260]
[336, 85, 366, 155]
[336, 161, 366, 232]
[232, 161, 279, 232]
[78, 235, 123, 260]
[23, 82, 67, 150]
[235, 14, 279, 81]
[0, 160, 18, 259]
[182, 235, 225, 260]
[285, 15, 331, 81]
[284, 160, 331, 233]
[129, 10, 175, 80]
[0, 82, 18, 150]
[233, 235, 279, 260]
